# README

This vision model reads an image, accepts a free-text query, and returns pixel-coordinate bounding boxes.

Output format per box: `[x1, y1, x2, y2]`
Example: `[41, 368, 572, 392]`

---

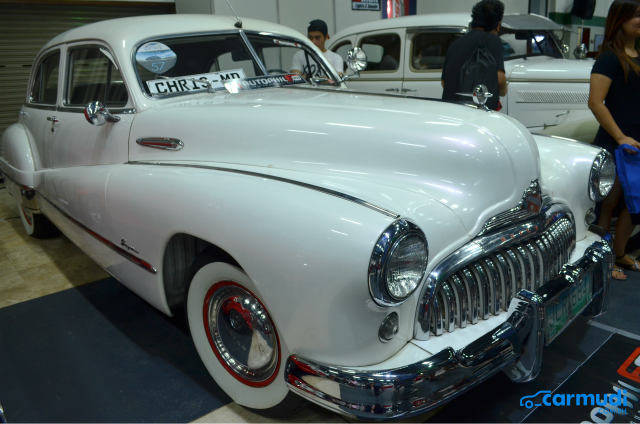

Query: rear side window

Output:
[411, 32, 462, 71]
[332, 40, 353, 64]
[30, 51, 60, 105]
[66, 46, 128, 107]
[359, 33, 400, 71]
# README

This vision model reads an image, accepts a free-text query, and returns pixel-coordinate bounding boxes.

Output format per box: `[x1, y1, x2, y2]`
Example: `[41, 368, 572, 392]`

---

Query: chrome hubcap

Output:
[203, 282, 279, 385]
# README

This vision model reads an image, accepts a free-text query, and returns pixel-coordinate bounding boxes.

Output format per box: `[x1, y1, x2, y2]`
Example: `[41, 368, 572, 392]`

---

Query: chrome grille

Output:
[419, 214, 575, 338]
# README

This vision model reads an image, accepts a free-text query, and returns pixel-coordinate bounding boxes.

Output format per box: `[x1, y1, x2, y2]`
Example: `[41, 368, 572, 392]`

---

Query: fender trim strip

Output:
[126, 161, 400, 219]
[38, 194, 158, 274]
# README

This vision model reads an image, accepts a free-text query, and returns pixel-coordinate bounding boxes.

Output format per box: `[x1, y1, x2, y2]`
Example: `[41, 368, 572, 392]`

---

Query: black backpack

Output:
[457, 35, 499, 108]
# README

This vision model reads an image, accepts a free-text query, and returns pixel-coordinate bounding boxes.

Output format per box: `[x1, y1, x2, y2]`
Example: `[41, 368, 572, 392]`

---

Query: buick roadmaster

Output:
[0, 14, 614, 420]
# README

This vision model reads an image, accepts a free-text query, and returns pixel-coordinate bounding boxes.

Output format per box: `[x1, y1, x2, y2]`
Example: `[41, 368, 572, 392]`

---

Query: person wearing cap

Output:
[291, 19, 344, 78]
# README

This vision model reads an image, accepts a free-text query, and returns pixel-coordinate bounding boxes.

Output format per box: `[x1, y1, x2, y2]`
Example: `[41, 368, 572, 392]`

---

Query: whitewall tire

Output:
[186, 260, 289, 409]
[14, 194, 58, 238]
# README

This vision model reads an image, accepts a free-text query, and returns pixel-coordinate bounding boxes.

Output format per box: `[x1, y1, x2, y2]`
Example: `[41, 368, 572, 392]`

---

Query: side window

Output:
[410, 32, 462, 71]
[359, 33, 400, 72]
[332, 40, 353, 64]
[30, 51, 60, 104]
[66, 46, 128, 107]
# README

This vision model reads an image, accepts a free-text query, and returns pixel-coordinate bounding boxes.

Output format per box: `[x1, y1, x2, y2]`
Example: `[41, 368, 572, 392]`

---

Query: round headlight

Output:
[369, 219, 428, 306]
[589, 150, 615, 201]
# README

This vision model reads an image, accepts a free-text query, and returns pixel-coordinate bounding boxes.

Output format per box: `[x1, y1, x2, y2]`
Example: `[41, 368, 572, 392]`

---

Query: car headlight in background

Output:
[589, 150, 615, 201]
[368, 219, 428, 306]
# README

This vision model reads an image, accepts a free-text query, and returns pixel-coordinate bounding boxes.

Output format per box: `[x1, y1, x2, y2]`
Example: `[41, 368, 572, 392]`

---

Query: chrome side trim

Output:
[58, 106, 136, 114]
[23, 103, 56, 111]
[38, 193, 157, 274]
[126, 161, 400, 219]
[136, 137, 183, 151]
[286, 240, 611, 420]
[22, 104, 135, 114]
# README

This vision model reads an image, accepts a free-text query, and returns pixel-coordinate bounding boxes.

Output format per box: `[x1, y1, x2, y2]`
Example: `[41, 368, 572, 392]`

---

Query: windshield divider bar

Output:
[239, 30, 268, 75]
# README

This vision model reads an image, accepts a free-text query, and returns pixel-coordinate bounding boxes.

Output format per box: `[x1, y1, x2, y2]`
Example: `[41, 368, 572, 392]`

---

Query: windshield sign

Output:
[136, 42, 177, 74]
[135, 33, 338, 97]
[146, 69, 245, 95]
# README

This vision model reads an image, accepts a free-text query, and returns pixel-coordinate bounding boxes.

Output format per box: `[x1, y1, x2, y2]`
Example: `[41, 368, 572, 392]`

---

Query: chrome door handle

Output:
[401, 88, 417, 93]
[385, 88, 400, 92]
[46, 116, 59, 123]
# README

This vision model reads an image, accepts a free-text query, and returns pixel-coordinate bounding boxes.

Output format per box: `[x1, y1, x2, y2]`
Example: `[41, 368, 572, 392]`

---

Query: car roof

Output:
[41, 14, 308, 51]
[331, 13, 563, 41]
[333, 13, 471, 40]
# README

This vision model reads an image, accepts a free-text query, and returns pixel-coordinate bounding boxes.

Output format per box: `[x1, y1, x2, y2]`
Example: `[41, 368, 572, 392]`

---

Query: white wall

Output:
[176, 0, 382, 34]
[417, 0, 528, 15]
[550, 0, 612, 16]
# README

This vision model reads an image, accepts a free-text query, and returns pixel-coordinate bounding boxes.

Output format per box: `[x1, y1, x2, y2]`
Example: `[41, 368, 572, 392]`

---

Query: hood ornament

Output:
[456, 84, 493, 111]
[472, 84, 493, 110]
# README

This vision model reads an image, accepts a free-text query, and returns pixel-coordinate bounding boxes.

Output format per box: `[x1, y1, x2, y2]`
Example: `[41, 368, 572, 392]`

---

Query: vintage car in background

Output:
[330, 13, 598, 143]
[0, 14, 614, 420]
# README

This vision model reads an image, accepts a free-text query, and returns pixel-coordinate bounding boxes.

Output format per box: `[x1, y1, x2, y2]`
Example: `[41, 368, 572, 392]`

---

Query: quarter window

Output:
[30, 51, 60, 104]
[66, 47, 128, 107]
[359, 33, 401, 71]
[332, 40, 353, 66]
[411, 32, 462, 71]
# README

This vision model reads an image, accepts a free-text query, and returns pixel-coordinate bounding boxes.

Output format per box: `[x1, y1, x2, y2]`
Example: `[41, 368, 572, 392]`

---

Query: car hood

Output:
[129, 87, 540, 235]
[506, 57, 594, 82]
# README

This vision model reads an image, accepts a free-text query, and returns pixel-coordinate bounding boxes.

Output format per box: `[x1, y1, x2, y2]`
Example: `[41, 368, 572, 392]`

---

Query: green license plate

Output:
[544, 271, 594, 344]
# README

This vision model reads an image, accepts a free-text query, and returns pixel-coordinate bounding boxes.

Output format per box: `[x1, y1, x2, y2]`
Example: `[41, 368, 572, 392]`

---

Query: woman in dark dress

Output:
[588, 0, 640, 279]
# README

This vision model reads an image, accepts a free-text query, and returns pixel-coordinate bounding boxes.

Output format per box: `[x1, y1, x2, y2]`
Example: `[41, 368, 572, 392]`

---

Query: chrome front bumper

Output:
[285, 240, 612, 420]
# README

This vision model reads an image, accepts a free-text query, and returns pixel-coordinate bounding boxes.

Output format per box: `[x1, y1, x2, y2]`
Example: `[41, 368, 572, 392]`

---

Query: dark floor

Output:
[0, 271, 638, 422]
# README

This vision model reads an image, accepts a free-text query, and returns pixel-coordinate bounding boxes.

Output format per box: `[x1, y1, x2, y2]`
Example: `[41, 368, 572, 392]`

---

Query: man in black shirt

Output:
[441, 0, 508, 110]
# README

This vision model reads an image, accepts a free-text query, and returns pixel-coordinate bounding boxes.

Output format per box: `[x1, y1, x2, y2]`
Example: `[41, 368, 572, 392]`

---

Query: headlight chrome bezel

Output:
[589, 149, 615, 202]
[368, 219, 429, 306]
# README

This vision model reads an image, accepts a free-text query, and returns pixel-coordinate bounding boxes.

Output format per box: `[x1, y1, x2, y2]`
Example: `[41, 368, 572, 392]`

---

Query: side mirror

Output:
[84, 101, 120, 126]
[342, 47, 367, 81]
[573, 43, 587, 59]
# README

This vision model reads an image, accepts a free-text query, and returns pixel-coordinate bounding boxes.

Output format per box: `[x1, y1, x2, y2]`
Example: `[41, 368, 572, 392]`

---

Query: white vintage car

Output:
[330, 13, 598, 143]
[0, 14, 615, 420]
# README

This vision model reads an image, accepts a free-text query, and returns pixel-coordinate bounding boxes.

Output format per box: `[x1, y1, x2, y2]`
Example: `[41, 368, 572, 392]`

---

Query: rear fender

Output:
[0, 123, 38, 188]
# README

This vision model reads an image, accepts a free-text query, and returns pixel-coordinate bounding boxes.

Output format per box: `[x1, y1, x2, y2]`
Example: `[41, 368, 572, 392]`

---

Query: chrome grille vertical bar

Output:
[430, 290, 444, 336]
[539, 234, 554, 281]
[525, 243, 541, 289]
[471, 263, 490, 319]
[515, 246, 532, 291]
[505, 248, 523, 294]
[482, 258, 500, 315]
[534, 239, 547, 286]
[441, 283, 456, 332]
[550, 225, 563, 275]
[460, 268, 479, 324]
[493, 253, 511, 311]
[450, 275, 468, 328]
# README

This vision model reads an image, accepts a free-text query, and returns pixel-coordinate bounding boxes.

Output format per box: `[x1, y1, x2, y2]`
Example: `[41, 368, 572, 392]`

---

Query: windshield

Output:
[500, 30, 563, 60]
[134, 32, 339, 97]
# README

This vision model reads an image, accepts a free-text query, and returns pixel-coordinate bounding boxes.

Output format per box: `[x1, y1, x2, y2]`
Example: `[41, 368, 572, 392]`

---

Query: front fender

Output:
[533, 134, 601, 241]
[103, 163, 421, 367]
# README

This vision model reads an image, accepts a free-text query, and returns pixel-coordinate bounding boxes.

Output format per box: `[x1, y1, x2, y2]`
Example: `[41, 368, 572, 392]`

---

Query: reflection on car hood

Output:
[130, 87, 540, 235]
[506, 57, 594, 82]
